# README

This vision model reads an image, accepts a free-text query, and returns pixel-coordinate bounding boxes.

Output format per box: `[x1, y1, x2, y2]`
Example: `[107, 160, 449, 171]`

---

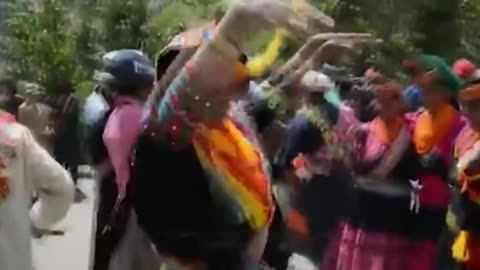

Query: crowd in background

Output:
[4, 1, 480, 270]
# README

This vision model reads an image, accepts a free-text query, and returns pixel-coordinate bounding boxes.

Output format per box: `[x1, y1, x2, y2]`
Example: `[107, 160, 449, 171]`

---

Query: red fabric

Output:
[335, 224, 411, 270]
[453, 59, 476, 80]
[465, 233, 480, 269]
[405, 241, 438, 270]
[418, 174, 451, 208]
[320, 223, 344, 270]
[287, 208, 309, 238]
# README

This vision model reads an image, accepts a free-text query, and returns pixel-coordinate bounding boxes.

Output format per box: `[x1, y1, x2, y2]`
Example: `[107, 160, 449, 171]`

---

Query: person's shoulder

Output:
[288, 115, 317, 133]
[0, 121, 29, 146]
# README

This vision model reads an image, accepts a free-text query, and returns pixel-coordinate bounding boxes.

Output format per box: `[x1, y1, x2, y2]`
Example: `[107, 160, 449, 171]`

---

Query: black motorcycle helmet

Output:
[96, 49, 155, 95]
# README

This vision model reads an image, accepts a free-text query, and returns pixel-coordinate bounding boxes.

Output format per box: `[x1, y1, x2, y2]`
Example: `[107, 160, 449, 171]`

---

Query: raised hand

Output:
[310, 36, 377, 65]
[217, 0, 334, 50]
[279, 33, 374, 75]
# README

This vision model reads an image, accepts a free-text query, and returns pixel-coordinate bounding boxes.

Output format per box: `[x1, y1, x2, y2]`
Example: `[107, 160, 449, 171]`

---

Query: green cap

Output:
[415, 54, 464, 93]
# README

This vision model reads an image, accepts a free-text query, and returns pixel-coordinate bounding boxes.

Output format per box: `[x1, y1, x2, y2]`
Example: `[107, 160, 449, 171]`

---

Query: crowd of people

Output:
[3, 0, 480, 270]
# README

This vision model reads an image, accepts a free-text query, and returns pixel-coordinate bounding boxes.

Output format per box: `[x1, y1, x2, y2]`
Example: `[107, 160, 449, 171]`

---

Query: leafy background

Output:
[1, 0, 480, 97]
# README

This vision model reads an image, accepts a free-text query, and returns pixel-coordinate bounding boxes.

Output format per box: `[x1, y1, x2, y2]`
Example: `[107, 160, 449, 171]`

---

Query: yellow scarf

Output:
[192, 119, 273, 230]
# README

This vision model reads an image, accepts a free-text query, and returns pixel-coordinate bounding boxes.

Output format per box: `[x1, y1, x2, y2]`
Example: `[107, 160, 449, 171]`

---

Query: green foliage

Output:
[308, 0, 480, 77]
[2, 0, 480, 96]
[96, 0, 149, 51]
[1, 0, 98, 93]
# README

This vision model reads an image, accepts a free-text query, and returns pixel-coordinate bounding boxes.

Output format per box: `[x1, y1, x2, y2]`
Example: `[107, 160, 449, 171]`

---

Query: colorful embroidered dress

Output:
[450, 124, 480, 269]
[132, 63, 274, 269]
[273, 98, 356, 262]
[0, 111, 73, 270]
[407, 105, 466, 270]
[398, 54, 466, 270]
[324, 116, 418, 270]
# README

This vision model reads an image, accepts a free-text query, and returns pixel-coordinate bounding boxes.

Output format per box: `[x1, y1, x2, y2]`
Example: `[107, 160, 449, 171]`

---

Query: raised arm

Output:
[278, 33, 373, 75]
[156, 0, 333, 126]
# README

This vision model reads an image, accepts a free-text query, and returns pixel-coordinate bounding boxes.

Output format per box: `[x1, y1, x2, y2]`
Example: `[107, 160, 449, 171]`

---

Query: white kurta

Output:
[0, 122, 74, 270]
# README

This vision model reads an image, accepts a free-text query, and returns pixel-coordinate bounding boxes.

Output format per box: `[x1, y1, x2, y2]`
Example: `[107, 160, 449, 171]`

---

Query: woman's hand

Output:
[217, 0, 333, 50]
[310, 36, 376, 66]
[279, 33, 373, 74]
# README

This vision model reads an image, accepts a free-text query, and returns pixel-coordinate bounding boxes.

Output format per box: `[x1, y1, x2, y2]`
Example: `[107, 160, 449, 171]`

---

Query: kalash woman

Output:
[405, 54, 466, 270]
[271, 69, 358, 267]
[243, 34, 371, 270]
[328, 82, 419, 270]
[129, 1, 331, 269]
[449, 84, 480, 270]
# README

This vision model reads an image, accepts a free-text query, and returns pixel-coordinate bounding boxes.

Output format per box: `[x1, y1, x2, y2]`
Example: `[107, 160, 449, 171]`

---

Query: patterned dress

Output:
[408, 105, 466, 270]
[274, 100, 357, 263]
[325, 116, 419, 270]
[132, 66, 274, 270]
[450, 124, 480, 269]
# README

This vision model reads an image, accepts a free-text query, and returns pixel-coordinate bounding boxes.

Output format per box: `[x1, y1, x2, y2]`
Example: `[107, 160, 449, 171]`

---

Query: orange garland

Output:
[413, 104, 458, 154]
[459, 84, 480, 102]
[371, 117, 403, 145]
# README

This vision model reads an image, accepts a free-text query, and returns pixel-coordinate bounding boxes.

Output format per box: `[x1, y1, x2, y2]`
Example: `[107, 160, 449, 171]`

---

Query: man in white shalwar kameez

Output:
[0, 110, 74, 270]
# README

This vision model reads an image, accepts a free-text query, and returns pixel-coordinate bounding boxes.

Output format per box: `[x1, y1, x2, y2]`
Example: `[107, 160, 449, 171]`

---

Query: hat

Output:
[453, 59, 476, 80]
[24, 83, 43, 96]
[412, 54, 464, 93]
[300, 70, 335, 92]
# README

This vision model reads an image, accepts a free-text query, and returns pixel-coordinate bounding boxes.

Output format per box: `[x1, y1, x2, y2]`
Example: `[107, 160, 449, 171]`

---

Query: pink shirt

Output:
[103, 96, 144, 193]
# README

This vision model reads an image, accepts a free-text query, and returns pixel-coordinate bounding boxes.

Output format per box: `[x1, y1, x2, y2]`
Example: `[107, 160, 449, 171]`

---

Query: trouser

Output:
[54, 136, 79, 184]
[93, 173, 127, 270]
[108, 214, 159, 270]
[262, 198, 290, 270]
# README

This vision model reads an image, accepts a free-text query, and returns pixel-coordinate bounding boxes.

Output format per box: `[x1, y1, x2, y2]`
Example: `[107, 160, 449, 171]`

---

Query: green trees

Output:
[1, 0, 480, 94]
[0, 0, 99, 94]
[0, 0, 222, 95]
[317, 0, 480, 76]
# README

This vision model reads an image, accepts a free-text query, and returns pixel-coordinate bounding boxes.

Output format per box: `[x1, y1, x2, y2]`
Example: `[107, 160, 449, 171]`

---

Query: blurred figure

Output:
[0, 79, 24, 119]
[453, 59, 476, 81]
[402, 59, 425, 112]
[0, 110, 74, 270]
[332, 82, 418, 270]
[84, 76, 114, 129]
[90, 49, 157, 270]
[18, 83, 54, 153]
[405, 54, 465, 270]
[451, 84, 480, 270]
[47, 80, 82, 200]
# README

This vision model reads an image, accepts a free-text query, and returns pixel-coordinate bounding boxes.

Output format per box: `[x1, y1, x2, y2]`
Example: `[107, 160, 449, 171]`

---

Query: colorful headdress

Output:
[155, 21, 217, 81]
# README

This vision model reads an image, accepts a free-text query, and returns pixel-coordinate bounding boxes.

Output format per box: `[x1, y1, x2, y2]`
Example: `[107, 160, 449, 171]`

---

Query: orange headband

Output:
[459, 84, 480, 102]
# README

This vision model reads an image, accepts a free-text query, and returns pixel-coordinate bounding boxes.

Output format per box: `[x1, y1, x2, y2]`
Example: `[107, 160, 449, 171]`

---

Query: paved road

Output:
[32, 171, 97, 270]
